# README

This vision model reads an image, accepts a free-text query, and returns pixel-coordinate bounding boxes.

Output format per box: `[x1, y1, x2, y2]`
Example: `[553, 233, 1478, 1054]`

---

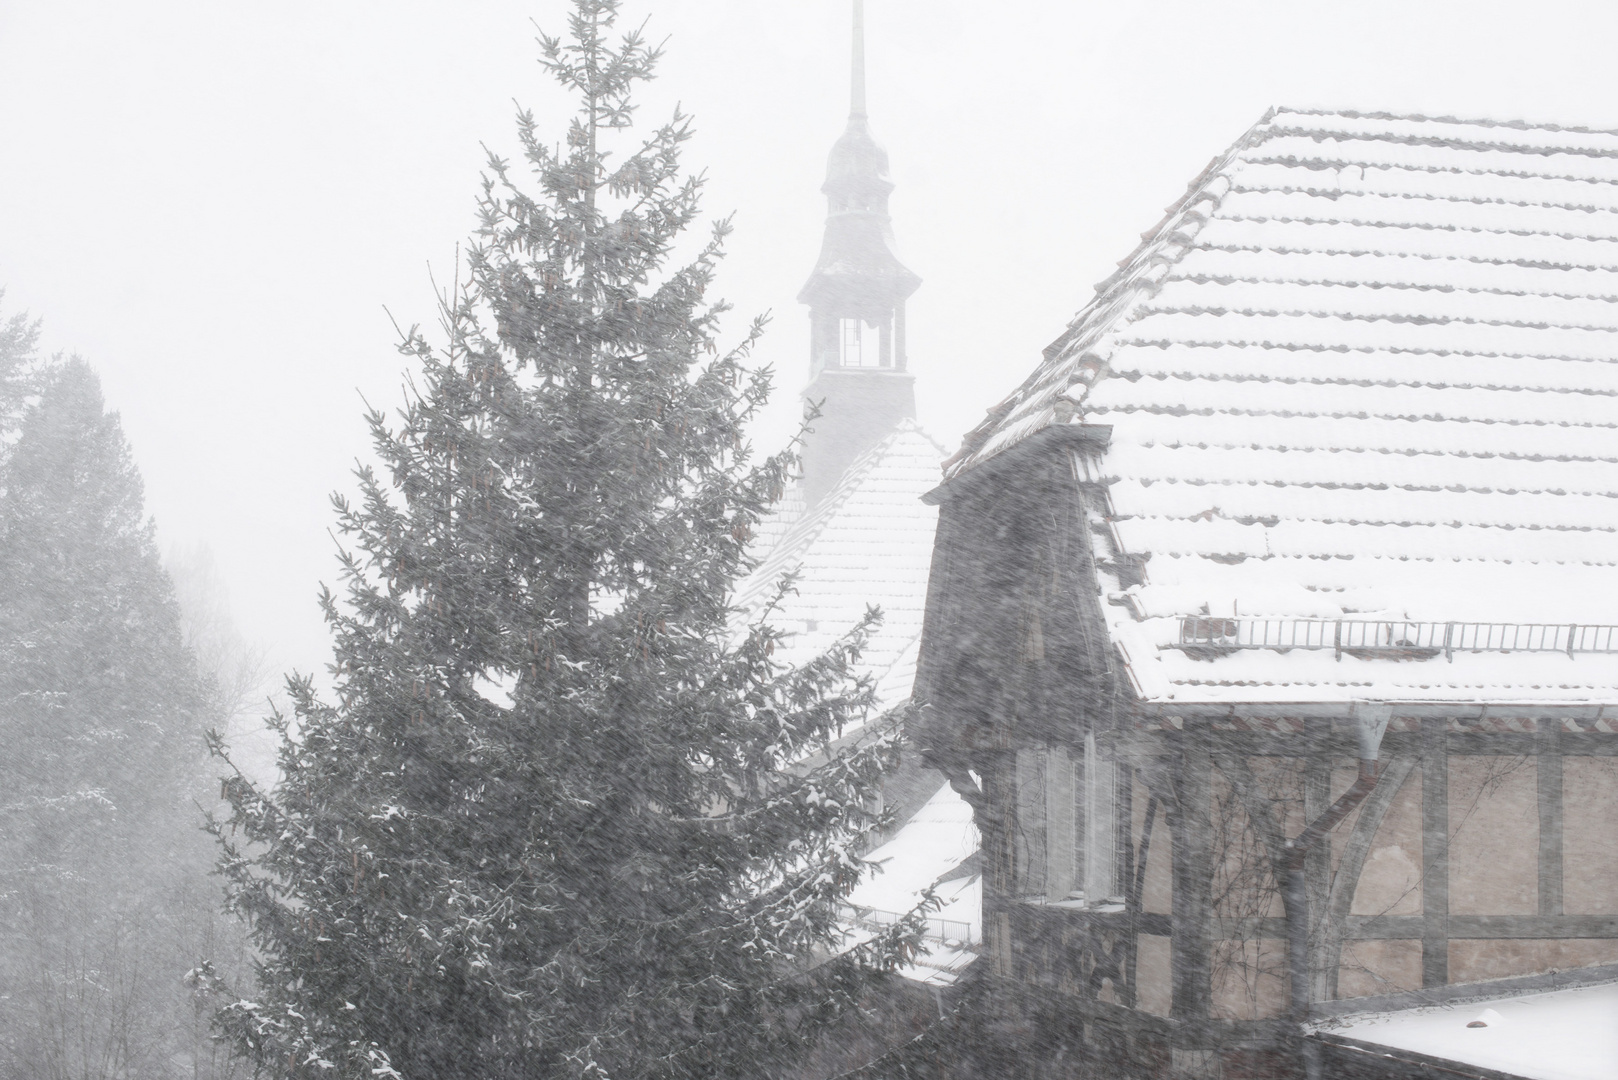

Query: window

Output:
[1082, 733, 1118, 904]
[1014, 748, 1053, 900]
[837, 317, 886, 368]
[1014, 736, 1121, 906]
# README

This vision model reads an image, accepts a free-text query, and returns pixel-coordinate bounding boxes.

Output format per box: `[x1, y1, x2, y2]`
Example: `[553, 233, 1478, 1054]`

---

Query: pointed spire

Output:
[795, 0, 920, 506]
[851, 0, 867, 118]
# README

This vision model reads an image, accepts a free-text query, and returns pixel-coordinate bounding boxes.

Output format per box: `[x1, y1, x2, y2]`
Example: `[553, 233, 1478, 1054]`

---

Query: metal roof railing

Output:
[1172, 618, 1618, 662]
[842, 905, 979, 946]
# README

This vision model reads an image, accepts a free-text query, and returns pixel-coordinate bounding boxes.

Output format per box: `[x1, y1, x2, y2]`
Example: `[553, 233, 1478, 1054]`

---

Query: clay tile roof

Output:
[948, 107, 1618, 706]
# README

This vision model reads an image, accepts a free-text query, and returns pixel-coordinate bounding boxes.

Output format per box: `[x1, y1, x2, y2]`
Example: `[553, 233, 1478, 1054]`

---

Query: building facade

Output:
[914, 108, 1618, 1080]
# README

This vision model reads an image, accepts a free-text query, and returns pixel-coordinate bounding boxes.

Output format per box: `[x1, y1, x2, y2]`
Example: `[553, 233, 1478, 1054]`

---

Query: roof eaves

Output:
[925, 423, 1112, 505]
[1131, 701, 1618, 722]
[1308, 960, 1618, 1021]
[1312, 1035, 1531, 1080]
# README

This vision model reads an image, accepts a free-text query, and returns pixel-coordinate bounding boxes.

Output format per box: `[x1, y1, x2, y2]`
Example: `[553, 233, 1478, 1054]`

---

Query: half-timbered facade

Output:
[914, 108, 1618, 1079]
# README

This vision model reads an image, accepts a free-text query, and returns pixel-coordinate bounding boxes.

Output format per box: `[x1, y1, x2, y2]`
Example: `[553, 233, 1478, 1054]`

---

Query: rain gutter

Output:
[1129, 701, 1618, 722]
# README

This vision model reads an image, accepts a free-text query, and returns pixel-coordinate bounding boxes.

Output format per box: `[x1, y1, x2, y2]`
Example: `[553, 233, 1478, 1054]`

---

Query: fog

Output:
[5, 4, 1618, 1079]
[6, 0, 1618, 676]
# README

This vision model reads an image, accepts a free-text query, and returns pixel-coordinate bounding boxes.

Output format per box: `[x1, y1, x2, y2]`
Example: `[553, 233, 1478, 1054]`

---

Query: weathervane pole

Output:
[851, 0, 866, 117]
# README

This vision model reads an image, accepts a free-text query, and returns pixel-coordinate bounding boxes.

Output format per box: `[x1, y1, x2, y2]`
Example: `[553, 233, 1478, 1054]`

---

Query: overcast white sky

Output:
[5, 0, 1618, 682]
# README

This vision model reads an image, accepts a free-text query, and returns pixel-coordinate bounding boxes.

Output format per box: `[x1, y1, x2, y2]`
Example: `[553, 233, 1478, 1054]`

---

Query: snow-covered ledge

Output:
[1309, 963, 1618, 1080]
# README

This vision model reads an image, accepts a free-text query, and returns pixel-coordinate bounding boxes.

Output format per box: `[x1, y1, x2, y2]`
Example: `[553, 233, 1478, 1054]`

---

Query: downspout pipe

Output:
[1282, 705, 1391, 1079]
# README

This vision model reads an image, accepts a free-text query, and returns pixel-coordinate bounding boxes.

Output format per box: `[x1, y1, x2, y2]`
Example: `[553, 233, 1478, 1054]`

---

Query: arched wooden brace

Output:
[1320, 754, 1418, 1001]
[1211, 753, 1419, 1006]
[1123, 772, 1166, 1006]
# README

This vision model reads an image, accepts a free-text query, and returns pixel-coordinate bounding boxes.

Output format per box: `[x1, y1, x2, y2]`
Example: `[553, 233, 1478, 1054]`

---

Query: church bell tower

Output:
[797, 0, 921, 506]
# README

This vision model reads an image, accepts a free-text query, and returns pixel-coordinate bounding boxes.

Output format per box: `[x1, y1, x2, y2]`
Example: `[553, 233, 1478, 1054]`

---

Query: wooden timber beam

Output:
[1358, 914, 1618, 939]
[1132, 702, 1618, 723]
[1538, 718, 1564, 918]
[1201, 914, 1618, 940]
[1304, 736, 1334, 1005]
[1421, 719, 1449, 989]
[1170, 721, 1213, 1022]
[1113, 729, 1618, 759]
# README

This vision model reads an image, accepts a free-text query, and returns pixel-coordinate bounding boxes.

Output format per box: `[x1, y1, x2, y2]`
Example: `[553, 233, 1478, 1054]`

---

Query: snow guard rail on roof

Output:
[1174, 618, 1618, 662]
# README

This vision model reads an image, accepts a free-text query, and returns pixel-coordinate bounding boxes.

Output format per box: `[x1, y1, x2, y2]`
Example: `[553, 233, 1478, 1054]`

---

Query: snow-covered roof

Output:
[741, 419, 984, 980]
[947, 107, 1618, 707]
[844, 782, 980, 987]
[740, 418, 947, 704]
[1314, 976, 1618, 1080]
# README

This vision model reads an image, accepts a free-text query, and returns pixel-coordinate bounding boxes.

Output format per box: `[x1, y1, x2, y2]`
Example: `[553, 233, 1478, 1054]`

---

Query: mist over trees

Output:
[165, 543, 280, 788]
[0, 330, 251, 1080]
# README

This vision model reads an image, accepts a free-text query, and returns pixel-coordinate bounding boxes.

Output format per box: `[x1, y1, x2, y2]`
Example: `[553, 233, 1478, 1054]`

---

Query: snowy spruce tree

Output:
[210, 5, 924, 1079]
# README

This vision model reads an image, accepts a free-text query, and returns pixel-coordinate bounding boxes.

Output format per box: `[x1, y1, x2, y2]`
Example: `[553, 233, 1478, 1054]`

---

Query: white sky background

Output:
[4, 0, 1618, 683]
